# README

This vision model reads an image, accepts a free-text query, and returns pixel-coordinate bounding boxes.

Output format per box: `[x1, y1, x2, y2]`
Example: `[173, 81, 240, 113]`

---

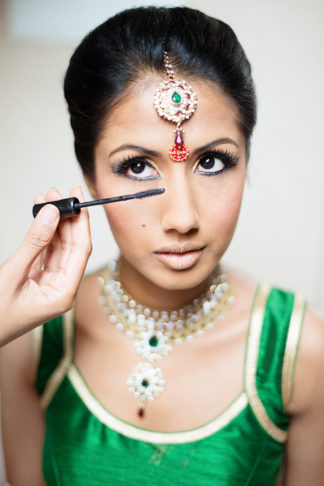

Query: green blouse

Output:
[32, 283, 306, 485]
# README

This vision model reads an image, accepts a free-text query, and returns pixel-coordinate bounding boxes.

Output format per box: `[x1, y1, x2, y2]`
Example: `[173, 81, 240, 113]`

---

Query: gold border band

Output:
[282, 293, 306, 411]
[68, 364, 248, 444]
[245, 283, 287, 443]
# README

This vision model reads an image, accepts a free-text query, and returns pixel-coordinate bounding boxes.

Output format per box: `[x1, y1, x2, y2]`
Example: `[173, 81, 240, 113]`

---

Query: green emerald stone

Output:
[172, 91, 181, 104]
[149, 335, 159, 347]
[141, 379, 149, 388]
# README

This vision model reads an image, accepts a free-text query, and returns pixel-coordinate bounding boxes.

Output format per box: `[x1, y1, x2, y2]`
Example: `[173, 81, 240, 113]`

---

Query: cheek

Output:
[105, 205, 140, 241]
[201, 179, 245, 236]
[103, 200, 156, 254]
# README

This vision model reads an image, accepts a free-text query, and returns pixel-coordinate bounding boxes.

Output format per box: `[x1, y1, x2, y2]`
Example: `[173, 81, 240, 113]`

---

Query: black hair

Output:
[64, 6, 256, 180]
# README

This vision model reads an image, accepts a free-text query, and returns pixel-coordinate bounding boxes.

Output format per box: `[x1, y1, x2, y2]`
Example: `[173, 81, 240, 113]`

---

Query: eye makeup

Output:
[110, 146, 239, 181]
[194, 149, 239, 176]
[111, 155, 159, 180]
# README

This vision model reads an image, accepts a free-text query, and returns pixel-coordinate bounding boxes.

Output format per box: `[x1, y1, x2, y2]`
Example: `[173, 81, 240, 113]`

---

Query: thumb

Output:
[6, 204, 60, 281]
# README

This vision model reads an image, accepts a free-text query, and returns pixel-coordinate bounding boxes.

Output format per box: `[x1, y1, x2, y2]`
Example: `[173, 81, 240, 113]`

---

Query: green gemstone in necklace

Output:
[149, 335, 159, 347]
[141, 379, 149, 388]
[172, 91, 181, 104]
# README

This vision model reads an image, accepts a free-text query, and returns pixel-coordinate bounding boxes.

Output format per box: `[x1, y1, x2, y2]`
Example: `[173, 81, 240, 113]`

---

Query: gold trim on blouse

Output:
[245, 283, 287, 443]
[40, 310, 74, 409]
[39, 283, 295, 444]
[68, 363, 248, 444]
[282, 293, 306, 411]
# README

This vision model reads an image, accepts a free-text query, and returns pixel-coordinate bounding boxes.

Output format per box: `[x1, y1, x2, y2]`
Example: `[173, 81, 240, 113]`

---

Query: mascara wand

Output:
[32, 188, 165, 219]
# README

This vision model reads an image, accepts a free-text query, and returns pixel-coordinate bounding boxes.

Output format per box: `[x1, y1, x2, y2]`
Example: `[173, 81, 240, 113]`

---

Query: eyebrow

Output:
[192, 138, 239, 156]
[108, 137, 238, 158]
[109, 144, 159, 158]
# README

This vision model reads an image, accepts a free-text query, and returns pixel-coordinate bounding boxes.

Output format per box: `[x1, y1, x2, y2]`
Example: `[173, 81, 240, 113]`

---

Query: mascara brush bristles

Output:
[76, 188, 165, 209]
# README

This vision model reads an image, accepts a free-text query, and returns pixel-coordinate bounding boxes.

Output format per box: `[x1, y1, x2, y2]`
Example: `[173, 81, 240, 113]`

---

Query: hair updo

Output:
[64, 6, 256, 180]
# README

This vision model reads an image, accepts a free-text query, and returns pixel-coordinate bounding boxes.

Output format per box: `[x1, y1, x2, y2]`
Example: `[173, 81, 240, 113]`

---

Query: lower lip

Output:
[154, 249, 204, 270]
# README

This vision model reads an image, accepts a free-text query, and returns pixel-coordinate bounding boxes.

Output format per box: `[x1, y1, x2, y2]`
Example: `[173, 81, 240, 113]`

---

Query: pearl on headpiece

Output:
[153, 51, 198, 162]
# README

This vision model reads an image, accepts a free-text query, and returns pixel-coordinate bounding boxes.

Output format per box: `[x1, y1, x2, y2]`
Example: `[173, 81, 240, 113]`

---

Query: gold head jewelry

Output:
[153, 51, 198, 162]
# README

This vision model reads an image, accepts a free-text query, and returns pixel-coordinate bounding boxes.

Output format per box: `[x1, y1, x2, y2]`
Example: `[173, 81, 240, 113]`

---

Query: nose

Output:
[161, 170, 199, 234]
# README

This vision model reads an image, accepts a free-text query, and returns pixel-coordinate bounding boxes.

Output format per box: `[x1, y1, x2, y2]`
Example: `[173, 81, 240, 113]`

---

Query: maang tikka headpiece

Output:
[153, 51, 198, 162]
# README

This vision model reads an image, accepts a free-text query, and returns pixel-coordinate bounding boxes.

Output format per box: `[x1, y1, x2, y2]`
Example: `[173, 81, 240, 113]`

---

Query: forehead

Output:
[97, 75, 244, 151]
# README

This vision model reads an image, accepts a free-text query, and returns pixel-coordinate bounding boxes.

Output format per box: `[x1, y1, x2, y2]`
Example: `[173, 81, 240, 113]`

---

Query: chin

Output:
[147, 260, 219, 291]
[120, 248, 225, 295]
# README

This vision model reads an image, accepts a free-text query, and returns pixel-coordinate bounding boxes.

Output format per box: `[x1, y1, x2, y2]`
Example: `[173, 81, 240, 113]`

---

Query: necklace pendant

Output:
[127, 362, 165, 405]
[99, 260, 233, 418]
[135, 329, 171, 361]
[138, 405, 145, 418]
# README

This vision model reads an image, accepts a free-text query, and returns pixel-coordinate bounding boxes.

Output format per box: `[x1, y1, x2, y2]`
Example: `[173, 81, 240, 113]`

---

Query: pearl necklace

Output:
[98, 261, 234, 417]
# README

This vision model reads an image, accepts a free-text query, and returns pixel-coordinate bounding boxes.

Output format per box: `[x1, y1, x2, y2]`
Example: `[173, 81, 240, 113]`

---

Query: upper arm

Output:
[284, 306, 324, 485]
[0, 330, 46, 486]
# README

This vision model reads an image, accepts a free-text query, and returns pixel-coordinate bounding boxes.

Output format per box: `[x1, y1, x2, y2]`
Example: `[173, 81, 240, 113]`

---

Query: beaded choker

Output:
[98, 261, 233, 418]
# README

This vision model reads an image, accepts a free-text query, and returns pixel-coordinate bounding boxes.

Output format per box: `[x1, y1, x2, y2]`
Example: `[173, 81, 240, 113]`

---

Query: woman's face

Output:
[90, 75, 247, 297]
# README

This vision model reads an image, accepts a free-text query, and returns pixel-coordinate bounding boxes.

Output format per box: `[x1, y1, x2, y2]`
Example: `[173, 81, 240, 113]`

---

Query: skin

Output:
[88, 75, 247, 308]
[1, 75, 324, 486]
[72, 75, 259, 450]
[0, 186, 91, 346]
[81, 76, 324, 485]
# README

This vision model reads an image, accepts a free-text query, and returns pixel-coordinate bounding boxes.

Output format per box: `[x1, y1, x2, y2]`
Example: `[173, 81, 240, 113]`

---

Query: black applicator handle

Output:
[32, 188, 165, 219]
[32, 197, 81, 219]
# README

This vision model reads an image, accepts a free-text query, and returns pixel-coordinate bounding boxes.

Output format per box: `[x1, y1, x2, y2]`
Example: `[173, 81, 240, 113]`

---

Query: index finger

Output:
[63, 186, 92, 286]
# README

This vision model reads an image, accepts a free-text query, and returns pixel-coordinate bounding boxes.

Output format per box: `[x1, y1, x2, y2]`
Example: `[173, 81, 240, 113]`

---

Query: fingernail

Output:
[40, 204, 59, 225]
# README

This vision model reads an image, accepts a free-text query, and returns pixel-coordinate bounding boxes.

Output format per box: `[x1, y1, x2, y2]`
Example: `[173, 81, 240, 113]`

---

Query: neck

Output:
[117, 256, 215, 310]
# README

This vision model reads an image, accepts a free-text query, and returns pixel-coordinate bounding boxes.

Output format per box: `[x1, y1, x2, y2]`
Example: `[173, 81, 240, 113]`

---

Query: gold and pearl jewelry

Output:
[153, 51, 198, 162]
[98, 261, 234, 417]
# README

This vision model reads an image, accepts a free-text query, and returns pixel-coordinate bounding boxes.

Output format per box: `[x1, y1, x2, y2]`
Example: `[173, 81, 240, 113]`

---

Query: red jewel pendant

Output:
[169, 130, 189, 162]
[138, 406, 145, 418]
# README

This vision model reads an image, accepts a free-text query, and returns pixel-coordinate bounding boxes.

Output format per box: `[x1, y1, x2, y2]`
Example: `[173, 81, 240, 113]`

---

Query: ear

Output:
[83, 174, 98, 200]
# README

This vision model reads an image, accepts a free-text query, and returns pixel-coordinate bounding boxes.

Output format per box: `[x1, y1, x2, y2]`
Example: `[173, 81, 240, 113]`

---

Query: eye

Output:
[194, 150, 239, 176]
[125, 160, 155, 178]
[112, 157, 159, 180]
[195, 155, 225, 174]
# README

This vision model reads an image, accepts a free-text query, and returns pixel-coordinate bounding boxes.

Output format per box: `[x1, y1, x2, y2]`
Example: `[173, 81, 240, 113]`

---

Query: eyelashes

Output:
[195, 150, 239, 176]
[111, 156, 158, 180]
[111, 149, 239, 180]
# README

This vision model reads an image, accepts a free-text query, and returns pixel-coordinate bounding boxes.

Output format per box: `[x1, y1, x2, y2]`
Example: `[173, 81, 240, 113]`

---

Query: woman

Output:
[1, 6, 324, 485]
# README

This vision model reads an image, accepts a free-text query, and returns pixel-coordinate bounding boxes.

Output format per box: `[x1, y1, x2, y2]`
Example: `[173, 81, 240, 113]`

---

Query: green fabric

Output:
[256, 289, 295, 430]
[35, 316, 63, 396]
[35, 286, 305, 485]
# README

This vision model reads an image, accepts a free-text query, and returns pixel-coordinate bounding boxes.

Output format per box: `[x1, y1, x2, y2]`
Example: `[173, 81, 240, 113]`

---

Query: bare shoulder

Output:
[286, 304, 324, 415]
[222, 264, 259, 319]
[74, 266, 106, 335]
[283, 305, 324, 484]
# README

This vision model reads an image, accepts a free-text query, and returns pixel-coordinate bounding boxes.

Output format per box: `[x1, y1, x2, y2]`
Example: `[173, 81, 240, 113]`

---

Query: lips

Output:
[153, 245, 206, 270]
